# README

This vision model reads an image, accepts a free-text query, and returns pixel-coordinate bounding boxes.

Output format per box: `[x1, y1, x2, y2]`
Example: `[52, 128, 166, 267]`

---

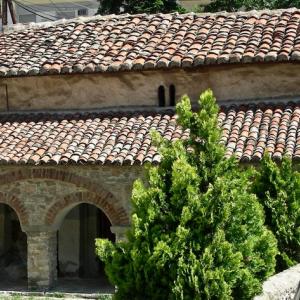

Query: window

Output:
[169, 84, 176, 106]
[78, 9, 88, 16]
[158, 86, 166, 107]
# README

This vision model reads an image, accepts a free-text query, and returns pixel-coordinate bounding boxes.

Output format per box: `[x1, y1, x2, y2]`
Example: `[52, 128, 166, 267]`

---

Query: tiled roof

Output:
[0, 102, 299, 165]
[1, 9, 300, 77]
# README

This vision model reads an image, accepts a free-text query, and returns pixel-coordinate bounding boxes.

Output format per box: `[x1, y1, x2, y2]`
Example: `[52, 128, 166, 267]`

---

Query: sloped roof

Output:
[0, 102, 299, 165]
[1, 9, 300, 77]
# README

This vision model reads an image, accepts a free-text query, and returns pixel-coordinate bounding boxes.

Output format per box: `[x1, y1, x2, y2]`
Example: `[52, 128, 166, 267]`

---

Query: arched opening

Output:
[158, 85, 166, 107]
[169, 84, 176, 106]
[0, 204, 27, 291]
[56, 203, 115, 293]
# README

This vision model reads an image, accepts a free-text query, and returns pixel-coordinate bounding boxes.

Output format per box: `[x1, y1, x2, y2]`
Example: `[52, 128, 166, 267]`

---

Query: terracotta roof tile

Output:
[0, 102, 297, 165]
[2, 9, 300, 77]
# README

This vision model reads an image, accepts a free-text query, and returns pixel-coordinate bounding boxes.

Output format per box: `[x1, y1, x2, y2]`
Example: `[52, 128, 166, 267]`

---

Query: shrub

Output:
[253, 155, 300, 271]
[96, 90, 278, 300]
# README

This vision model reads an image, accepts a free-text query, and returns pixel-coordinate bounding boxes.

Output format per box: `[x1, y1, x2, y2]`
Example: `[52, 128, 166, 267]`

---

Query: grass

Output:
[51, 293, 64, 298]
[4, 296, 56, 299]
[97, 295, 113, 300]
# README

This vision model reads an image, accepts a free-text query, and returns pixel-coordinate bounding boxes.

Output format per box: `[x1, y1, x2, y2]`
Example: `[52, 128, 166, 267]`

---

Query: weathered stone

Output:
[0, 165, 135, 290]
[254, 264, 300, 300]
[2, 63, 300, 113]
[27, 230, 57, 290]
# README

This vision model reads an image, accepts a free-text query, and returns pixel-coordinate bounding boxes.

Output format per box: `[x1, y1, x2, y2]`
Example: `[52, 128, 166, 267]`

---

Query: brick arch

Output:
[45, 191, 129, 229]
[0, 168, 129, 226]
[0, 192, 28, 230]
[0, 169, 112, 195]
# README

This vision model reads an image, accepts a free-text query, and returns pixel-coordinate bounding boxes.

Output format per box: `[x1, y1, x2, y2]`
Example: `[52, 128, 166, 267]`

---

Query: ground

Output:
[1, 294, 112, 300]
[0, 278, 114, 300]
[2, 297, 112, 300]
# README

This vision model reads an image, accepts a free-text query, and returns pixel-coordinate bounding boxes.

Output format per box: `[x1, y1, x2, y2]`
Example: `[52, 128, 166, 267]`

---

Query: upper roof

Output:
[1, 8, 300, 77]
[0, 101, 299, 165]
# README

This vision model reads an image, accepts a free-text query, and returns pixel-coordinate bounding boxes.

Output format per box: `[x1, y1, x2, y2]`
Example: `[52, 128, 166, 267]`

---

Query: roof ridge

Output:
[2, 7, 300, 34]
[2, 13, 121, 34]
[2, 7, 300, 76]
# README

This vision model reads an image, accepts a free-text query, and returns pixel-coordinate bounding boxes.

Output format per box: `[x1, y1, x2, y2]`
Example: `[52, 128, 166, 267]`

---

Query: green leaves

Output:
[97, 0, 185, 15]
[253, 155, 300, 271]
[96, 90, 278, 300]
[205, 0, 300, 12]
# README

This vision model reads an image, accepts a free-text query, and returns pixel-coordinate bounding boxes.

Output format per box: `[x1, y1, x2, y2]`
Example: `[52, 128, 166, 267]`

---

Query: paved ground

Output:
[0, 277, 114, 299]
[0, 279, 27, 292]
[50, 278, 114, 294]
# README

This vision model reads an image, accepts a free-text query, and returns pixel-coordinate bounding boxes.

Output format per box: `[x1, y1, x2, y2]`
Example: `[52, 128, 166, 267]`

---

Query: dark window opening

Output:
[169, 84, 176, 106]
[78, 9, 88, 16]
[158, 86, 166, 107]
[0, 204, 27, 290]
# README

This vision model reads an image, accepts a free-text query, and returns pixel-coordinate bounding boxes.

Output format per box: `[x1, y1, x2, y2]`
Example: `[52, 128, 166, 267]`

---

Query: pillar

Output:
[26, 230, 57, 290]
[110, 225, 130, 242]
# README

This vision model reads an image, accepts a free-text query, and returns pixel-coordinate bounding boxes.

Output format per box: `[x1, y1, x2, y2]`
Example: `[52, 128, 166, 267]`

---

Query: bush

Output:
[253, 156, 300, 271]
[96, 90, 278, 300]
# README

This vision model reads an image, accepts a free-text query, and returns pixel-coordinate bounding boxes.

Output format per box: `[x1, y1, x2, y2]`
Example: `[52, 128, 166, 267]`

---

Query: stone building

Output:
[0, 8, 300, 291]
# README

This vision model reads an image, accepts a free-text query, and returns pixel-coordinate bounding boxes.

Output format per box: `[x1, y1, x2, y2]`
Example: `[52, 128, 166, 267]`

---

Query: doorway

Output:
[56, 203, 115, 293]
[0, 204, 27, 291]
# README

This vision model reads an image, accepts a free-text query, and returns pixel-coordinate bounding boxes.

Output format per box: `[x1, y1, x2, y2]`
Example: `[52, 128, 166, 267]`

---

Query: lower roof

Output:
[0, 101, 298, 165]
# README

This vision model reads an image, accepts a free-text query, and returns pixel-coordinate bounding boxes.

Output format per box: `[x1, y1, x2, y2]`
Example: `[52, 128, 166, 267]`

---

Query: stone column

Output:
[110, 225, 130, 242]
[26, 230, 57, 290]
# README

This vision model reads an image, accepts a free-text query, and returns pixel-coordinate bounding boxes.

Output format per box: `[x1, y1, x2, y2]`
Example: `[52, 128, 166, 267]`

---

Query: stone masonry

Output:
[27, 231, 57, 289]
[0, 165, 139, 290]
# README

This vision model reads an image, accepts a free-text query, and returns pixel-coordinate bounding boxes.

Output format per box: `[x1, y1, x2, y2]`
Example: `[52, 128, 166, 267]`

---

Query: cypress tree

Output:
[96, 90, 278, 300]
[97, 0, 184, 15]
[253, 155, 300, 271]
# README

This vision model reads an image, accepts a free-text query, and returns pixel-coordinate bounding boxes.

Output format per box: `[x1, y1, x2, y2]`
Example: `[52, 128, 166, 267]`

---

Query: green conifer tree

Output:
[97, 0, 184, 15]
[204, 0, 300, 12]
[253, 155, 300, 271]
[96, 90, 278, 300]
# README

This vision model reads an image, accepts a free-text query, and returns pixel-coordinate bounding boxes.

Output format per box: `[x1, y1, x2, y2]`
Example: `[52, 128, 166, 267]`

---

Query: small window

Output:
[78, 9, 88, 16]
[169, 84, 176, 106]
[158, 86, 166, 107]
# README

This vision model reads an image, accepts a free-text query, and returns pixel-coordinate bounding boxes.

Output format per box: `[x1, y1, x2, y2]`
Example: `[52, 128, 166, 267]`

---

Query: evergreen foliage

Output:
[97, 0, 123, 14]
[96, 90, 278, 300]
[252, 156, 300, 271]
[204, 0, 300, 12]
[97, 0, 185, 15]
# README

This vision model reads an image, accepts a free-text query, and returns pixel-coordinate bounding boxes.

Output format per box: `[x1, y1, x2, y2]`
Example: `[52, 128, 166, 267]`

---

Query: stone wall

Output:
[0, 164, 142, 290]
[255, 264, 300, 300]
[1, 63, 300, 112]
[27, 231, 57, 289]
[0, 165, 141, 229]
